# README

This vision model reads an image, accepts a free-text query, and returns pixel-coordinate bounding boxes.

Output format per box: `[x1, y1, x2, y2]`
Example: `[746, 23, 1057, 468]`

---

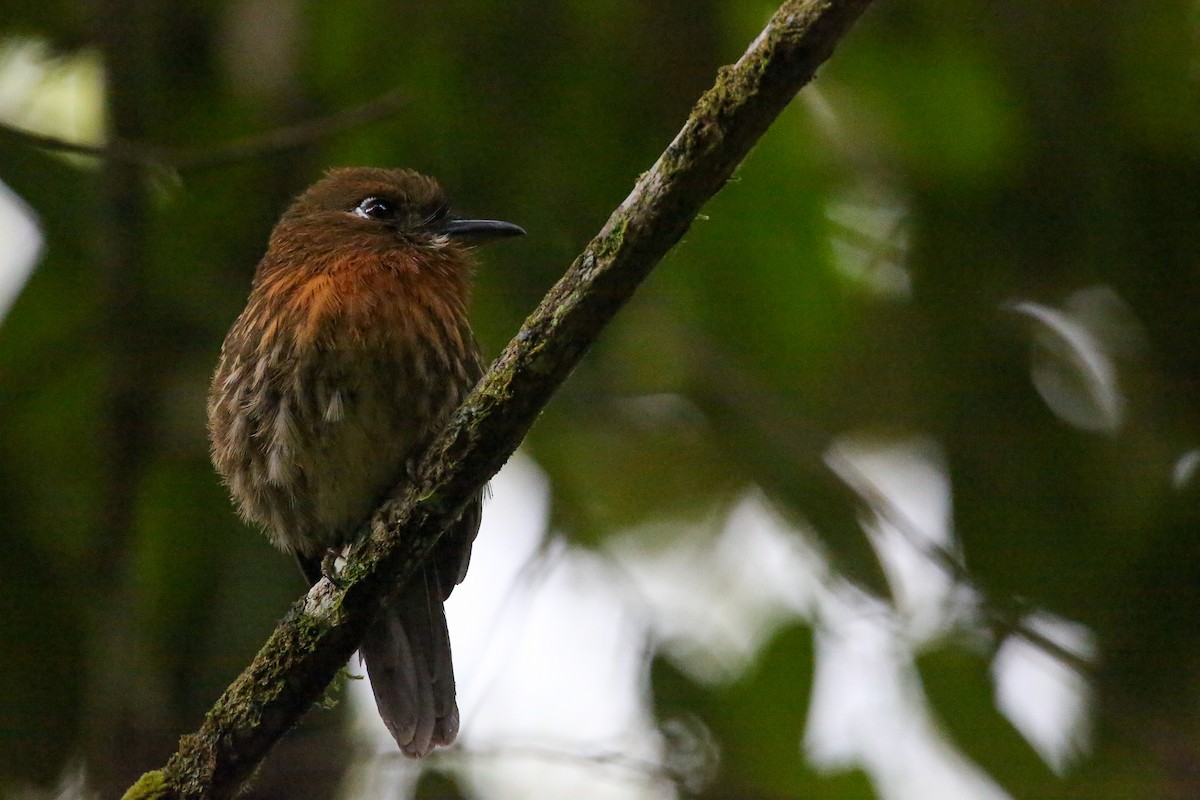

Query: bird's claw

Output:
[321, 548, 347, 588]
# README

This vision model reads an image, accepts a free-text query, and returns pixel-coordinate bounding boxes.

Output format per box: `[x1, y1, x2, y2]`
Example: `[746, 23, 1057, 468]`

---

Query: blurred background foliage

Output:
[1, 0, 1199, 798]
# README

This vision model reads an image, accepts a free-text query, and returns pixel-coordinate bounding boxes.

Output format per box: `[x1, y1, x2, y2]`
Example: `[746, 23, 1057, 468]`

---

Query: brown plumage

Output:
[207, 167, 523, 757]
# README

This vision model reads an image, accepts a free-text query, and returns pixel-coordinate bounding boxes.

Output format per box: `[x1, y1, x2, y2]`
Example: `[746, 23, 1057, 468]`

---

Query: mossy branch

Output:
[137, 1, 875, 797]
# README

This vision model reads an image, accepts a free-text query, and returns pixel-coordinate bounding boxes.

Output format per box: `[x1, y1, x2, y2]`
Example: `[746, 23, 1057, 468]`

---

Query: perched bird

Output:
[207, 167, 523, 757]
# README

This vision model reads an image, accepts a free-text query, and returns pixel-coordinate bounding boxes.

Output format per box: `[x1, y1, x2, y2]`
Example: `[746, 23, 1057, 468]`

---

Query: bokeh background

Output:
[2, 1, 1199, 798]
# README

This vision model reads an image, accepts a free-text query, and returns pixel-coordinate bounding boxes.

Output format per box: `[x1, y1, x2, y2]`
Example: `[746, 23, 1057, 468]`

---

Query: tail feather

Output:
[359, 565, 458, 757]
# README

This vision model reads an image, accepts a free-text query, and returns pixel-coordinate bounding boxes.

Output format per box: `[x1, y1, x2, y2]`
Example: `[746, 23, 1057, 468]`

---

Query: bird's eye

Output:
[353, 197, 396, 221]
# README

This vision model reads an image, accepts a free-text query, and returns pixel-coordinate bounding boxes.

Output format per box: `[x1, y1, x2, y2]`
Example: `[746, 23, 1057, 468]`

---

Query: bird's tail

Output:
[359, 566, 459, 757]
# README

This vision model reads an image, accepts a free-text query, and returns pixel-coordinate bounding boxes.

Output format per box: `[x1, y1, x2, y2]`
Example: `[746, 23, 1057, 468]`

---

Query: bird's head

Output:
[261, 166, 524, 276]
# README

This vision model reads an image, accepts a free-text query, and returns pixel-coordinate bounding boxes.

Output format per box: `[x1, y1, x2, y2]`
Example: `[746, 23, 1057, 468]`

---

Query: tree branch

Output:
[130, 1, 875, 797]
[0, 89, 408, 173]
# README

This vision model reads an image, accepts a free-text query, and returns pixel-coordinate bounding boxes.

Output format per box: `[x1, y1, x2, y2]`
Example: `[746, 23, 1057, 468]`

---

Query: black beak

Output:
[435, 218, 526, 242]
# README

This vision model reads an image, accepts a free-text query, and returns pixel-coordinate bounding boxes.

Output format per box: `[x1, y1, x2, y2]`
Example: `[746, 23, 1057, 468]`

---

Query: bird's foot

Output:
[321, 548, 348, 588]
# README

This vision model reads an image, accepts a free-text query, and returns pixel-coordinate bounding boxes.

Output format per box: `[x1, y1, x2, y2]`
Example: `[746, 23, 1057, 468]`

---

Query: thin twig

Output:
[827, 448, 1096, 674]
[0, 89, 408, 172]
[699, 327, 1096, 675]
[423, 742, 691, 790]
[172, 90, 409, 170]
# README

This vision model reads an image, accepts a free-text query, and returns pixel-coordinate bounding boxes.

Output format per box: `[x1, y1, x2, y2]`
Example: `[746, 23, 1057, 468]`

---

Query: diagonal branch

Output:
[128, 1, 876, 798]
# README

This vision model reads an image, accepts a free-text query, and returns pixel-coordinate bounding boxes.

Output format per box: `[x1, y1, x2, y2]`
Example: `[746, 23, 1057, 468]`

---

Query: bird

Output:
[206, 166, 524, 757]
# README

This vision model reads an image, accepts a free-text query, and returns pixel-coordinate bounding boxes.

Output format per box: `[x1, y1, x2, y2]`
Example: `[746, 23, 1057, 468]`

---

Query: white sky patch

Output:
[992, 613, 1094, 774]
[806, 589, 1013, 800]
[455, 541, 670, 800]
[0, 37, 106, 153]
[0, 180, 41, 323]
[607, 492, 823, 685]
[826, 434, 976, 644]
[1172, 448, 1200, 490]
